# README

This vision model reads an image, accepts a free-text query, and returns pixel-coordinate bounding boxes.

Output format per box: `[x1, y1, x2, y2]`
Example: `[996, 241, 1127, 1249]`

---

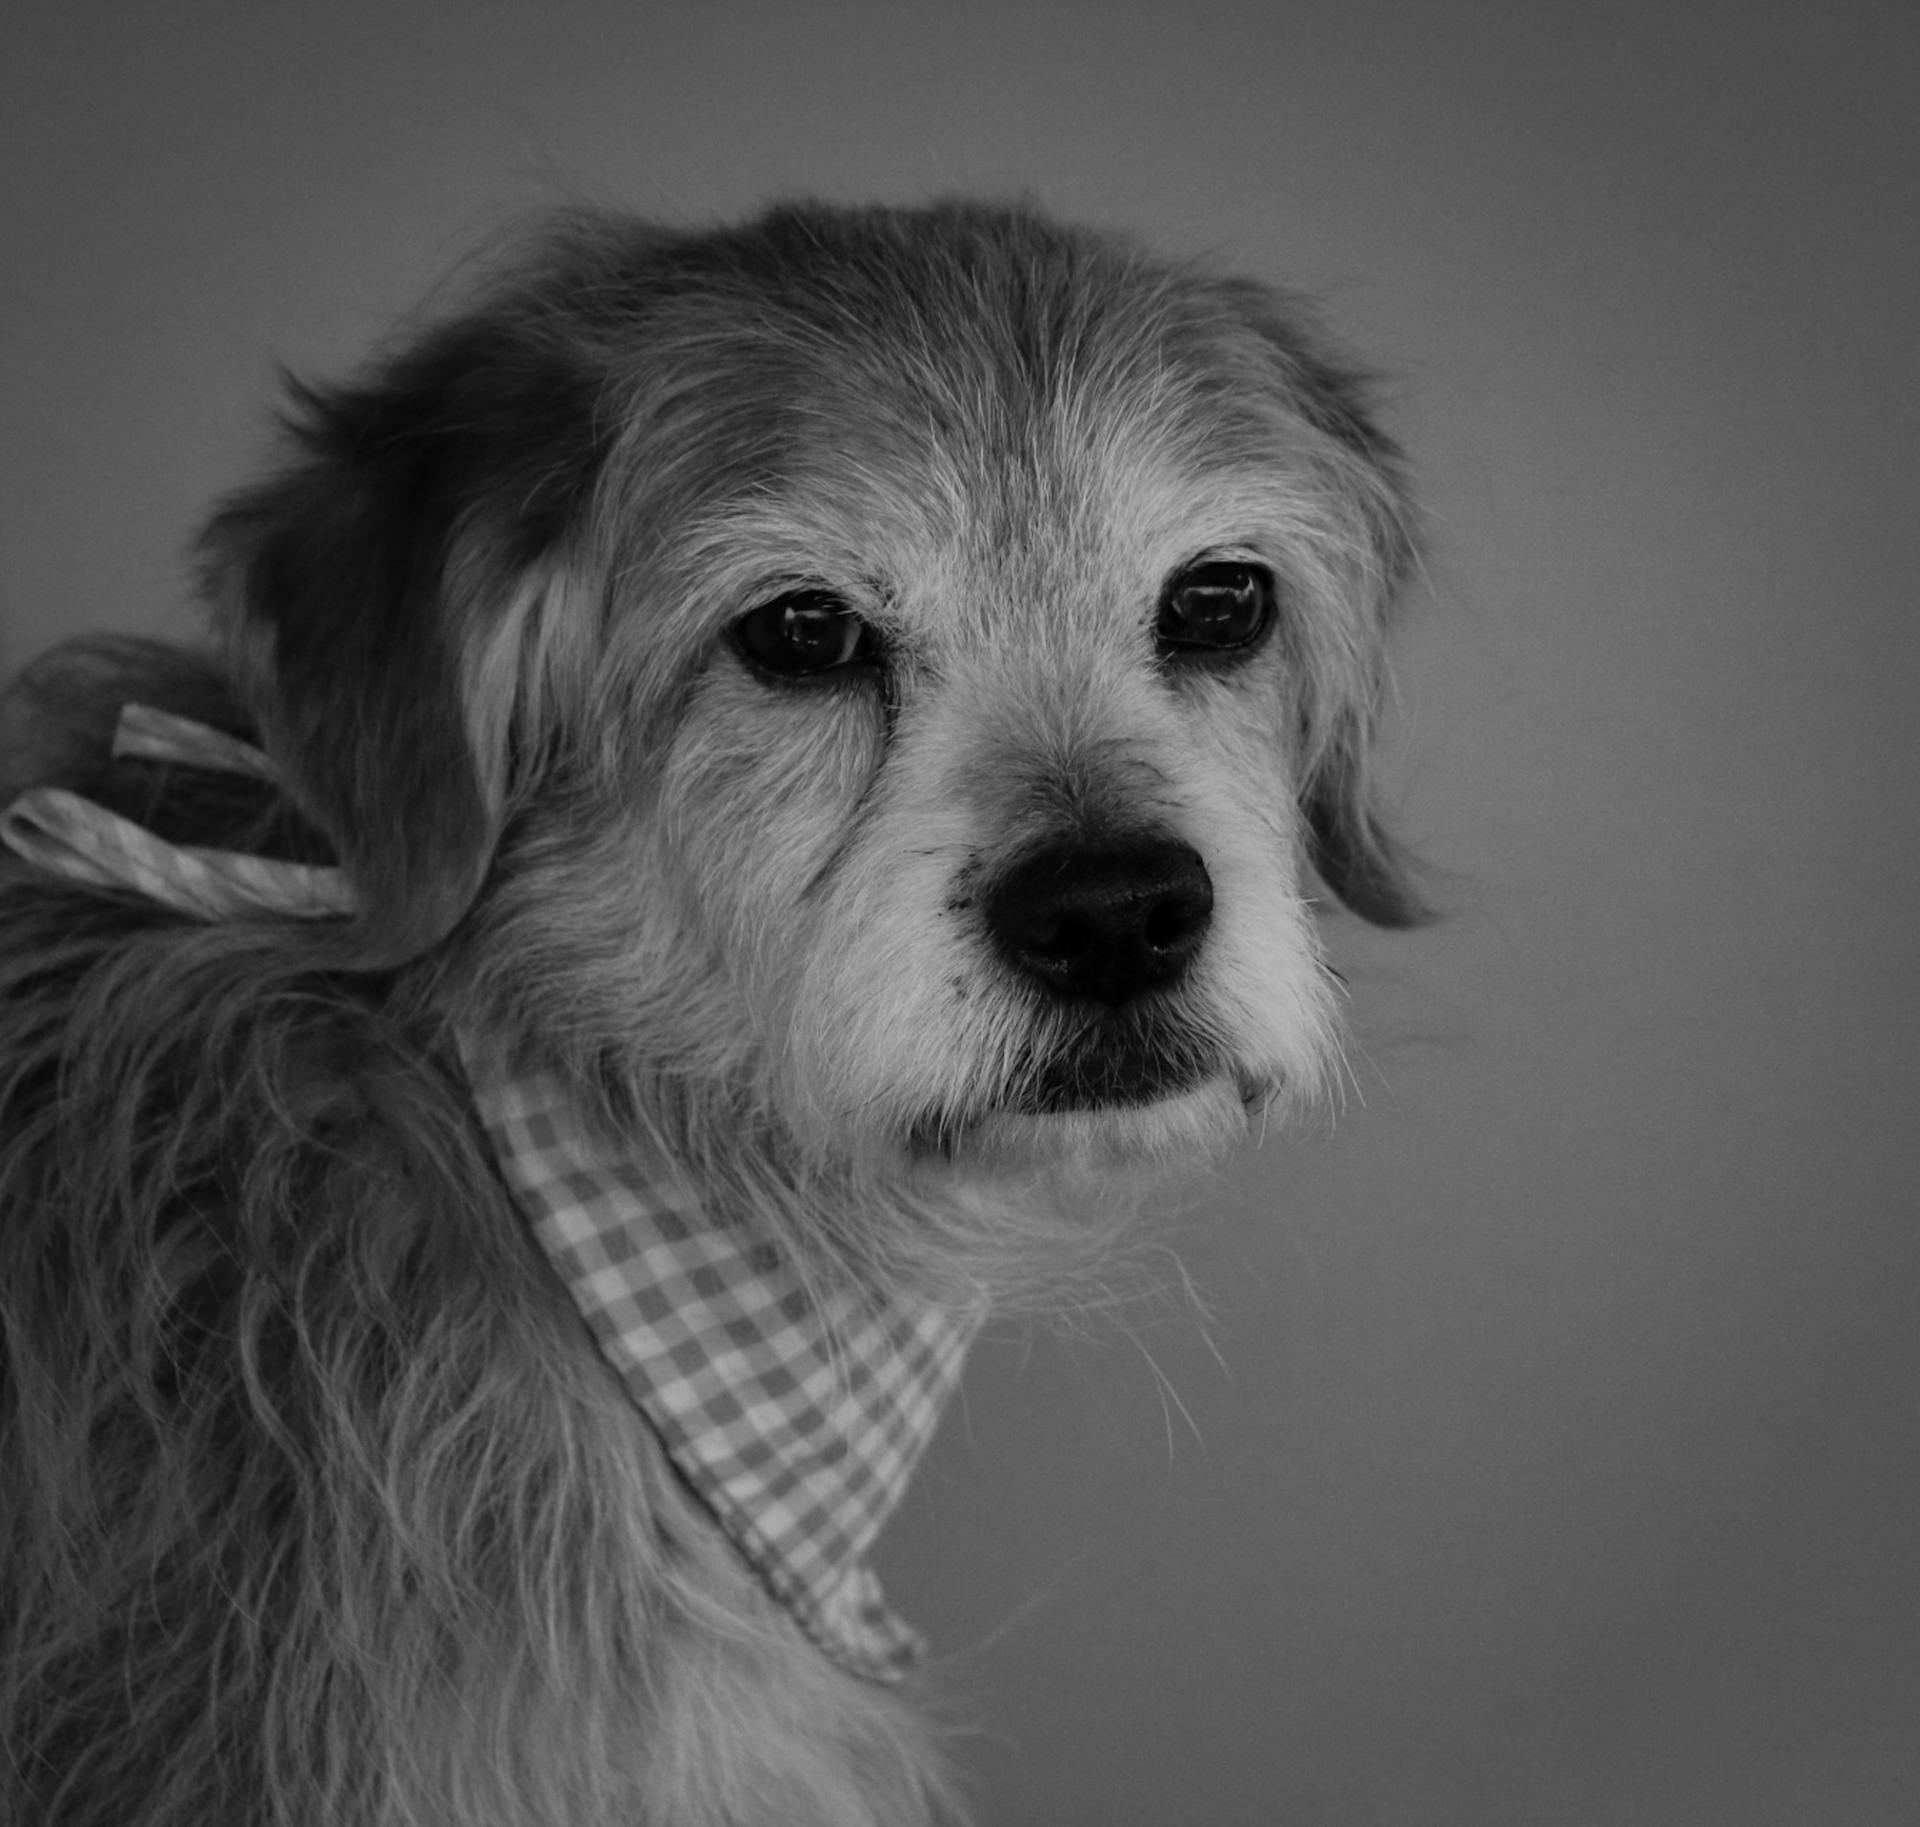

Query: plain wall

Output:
[5, 3, 1916, 1821]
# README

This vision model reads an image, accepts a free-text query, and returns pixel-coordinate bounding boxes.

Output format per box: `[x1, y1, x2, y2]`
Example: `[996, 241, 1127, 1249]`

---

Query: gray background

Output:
[5, 3, 1916, 1822]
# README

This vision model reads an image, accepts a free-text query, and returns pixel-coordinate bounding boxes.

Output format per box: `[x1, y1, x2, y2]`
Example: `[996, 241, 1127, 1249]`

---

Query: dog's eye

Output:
[733, 590, 879, 678]
[1155, 561, 1275, 658]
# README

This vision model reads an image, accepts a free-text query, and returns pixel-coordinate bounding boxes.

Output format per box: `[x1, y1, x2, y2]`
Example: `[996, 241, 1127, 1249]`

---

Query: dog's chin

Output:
[908, 1071, 1258, 1176]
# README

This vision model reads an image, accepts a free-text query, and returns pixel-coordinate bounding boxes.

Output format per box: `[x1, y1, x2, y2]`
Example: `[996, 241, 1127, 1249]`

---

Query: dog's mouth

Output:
[1011, 1029, 1216, 1114]
[903, 1007, 1232, 1158]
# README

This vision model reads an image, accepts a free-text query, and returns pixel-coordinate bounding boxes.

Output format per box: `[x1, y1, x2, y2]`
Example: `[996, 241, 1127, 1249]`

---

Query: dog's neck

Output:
[0, 705, 983, 1681]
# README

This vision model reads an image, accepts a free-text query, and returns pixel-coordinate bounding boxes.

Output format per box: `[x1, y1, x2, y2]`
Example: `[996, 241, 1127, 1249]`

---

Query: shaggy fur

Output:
[0, 200, 1424, 1826]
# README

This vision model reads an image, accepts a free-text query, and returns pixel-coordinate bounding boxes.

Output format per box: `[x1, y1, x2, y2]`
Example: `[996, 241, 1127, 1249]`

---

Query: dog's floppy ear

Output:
[199, 310, 608, 964]
[1299, 701, 1430, 929]
[1211, 277, 1432, 929]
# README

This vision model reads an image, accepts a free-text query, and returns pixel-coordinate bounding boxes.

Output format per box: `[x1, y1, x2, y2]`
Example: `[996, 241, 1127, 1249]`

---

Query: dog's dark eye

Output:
[733, 590, 879, 678]
[1155, 561, 1275, 658]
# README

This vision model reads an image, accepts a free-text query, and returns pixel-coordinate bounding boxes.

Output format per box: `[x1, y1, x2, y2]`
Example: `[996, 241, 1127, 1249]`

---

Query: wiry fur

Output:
[0, 200, 1424, 1825]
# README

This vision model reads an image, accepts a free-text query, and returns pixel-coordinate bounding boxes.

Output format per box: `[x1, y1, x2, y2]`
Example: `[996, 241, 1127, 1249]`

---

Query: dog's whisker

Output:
[1128, 1331, 1211, 1467]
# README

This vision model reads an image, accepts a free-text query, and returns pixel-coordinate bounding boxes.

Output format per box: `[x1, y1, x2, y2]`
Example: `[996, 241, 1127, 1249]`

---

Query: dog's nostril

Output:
[983, 838, 1213, 1005]
[1143, 896, 1194, 951]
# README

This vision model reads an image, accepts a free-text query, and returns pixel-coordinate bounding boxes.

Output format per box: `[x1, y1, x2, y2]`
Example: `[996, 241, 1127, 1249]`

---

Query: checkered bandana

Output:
[1, 705, 984, 1682]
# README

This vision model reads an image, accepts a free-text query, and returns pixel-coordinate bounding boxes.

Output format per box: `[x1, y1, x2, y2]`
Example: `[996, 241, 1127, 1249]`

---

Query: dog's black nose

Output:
[984, 838, 1213, 1005]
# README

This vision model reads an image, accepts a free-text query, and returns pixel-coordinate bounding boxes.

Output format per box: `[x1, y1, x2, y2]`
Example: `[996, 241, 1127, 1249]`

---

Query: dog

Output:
[0, 199, 1424, 1826]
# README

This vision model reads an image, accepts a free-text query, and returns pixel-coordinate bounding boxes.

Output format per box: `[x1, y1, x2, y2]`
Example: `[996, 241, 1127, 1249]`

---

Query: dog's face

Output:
[204, 203, 1420, 1181]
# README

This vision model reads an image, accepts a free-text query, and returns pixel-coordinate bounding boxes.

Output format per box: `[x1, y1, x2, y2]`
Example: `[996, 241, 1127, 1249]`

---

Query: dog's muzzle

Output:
[982, 835, 1219, 1112]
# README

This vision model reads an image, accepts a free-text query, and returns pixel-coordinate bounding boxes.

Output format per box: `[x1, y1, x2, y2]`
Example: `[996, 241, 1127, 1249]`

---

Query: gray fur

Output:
[0, 200, 1421, 1825]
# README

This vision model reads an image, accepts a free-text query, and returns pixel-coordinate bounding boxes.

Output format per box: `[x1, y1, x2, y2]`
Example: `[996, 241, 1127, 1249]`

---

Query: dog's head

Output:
[202, 201, 1422, 1180]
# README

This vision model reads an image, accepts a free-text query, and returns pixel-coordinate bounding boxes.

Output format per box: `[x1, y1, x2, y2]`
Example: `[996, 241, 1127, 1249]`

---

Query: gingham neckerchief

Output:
[0, 705, 982, 1682]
